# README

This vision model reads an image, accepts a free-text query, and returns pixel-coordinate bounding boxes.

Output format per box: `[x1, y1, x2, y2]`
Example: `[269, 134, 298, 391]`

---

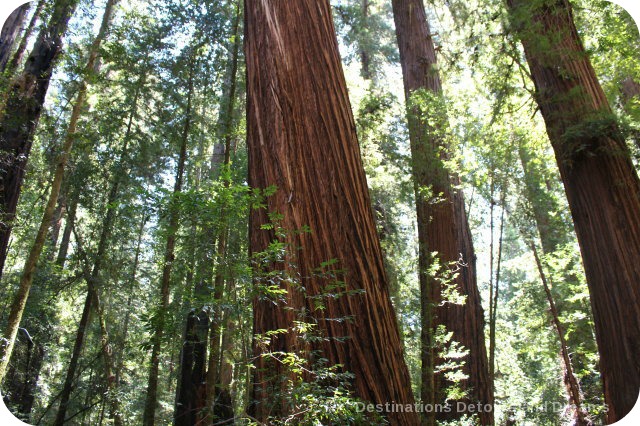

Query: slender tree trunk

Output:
[530, 242, 590, 426]
[53, 283, 92, 426]
[391, 1, 493, 423]
[0, 0, 117, 383]
[175, 75, 212, 426]
[204, 4, 241, 423]
[489, 185, 505, 407]
[72, 225, 123, 426]
[0, 4, 30, 72]
[360, 0, 372, 80]
[487, 177, 495, 393]
[246, 1, 418, 424]
[54, 218, 123, 426]
[507, 0, 640, 421]
[0, 0, 78, 277]
[116, 212, 147, 387]
[3, 0, 46, 81]
[47, 193, 66, 261]
[142, 53, 194, 426]
[54, 70, 144, 426]
[518, 143, 598, 422]
[56, 196, 77, 268]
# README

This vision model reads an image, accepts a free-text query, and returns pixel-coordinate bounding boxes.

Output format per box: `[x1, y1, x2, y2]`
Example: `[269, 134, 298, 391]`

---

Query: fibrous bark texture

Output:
[0, 0, 78, 278]
[391, 0, 492, 424]
[0, 3, 30, 72]
[0, 0, 118, 385]
[507, 0, 640, 422]
[245, 1, 418, 424]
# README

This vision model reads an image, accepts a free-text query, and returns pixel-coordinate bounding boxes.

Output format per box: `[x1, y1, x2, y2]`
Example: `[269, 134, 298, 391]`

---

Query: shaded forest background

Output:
[0, 0, 639, 425]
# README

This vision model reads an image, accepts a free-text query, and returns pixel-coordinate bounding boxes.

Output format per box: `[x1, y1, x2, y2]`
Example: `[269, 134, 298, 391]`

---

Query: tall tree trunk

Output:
[530, 241, 590, 426]
[47, 193, 66, 262]
[507, 0, 640, 421]
[174, 310, 209, 426]
[142, 53, 194, 426]
[391, 0, 493, 423]
[3, 0, 46, 81]
[488, 184, 505, 405]
[2, 328, 44, 422]
[0, 0, 118, 383]
[245, 1, 418, 424]
[71, 224, 123, 426]
[56, 196, 77, 268]
[53, 281, 92, 426]
[53, 69, 144, 426]
[360, 0, 372, 80]
[115, 212, 147, 387]
[0, 0, 78, 278]
[518, 143, 599, 421]
[204, 4, 241, 423]
[487, 177, 496, 393]
[54, 216, 124, 426]
[0, 3, 30, 72]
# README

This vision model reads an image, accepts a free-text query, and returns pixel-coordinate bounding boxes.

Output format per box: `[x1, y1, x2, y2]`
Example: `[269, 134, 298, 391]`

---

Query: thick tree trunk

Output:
[3, 0, 46, 80]
[174, 310, 209, 426]
[245, 1, 418, 424]
[507, 0, 640, 422]
[0, 0, 118, 384]
[0, 0, 78, 278]
[142, 54, 194, 426]
[2, 328, 44, 422]
[391, 1, 493, 424]
[518, 144, 600, 422]
[0, 4, 30, 72]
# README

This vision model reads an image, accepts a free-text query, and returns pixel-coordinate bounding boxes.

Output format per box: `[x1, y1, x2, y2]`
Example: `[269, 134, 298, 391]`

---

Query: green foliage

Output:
[250, 221, 378, 425]
[0, 0, 628, 424]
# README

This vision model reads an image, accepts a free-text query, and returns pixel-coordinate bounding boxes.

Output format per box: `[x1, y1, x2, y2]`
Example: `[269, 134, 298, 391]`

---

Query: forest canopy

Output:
[0, 0, 639, 425]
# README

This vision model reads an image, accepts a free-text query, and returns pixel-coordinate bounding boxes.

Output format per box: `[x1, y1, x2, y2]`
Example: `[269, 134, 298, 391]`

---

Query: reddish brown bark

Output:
[391, 1, 492, 424]
[507, 0, 640, 422]
[245, 1, 418, 424]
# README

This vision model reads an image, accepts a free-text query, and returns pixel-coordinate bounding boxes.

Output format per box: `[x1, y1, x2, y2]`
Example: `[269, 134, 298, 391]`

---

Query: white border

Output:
[0, 0, 639, 424]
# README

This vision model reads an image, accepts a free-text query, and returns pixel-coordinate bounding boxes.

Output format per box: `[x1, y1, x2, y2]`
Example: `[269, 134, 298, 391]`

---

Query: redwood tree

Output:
[507, 0, 640, 422]
[0, 3, 30, 72]
[391, 0, 493, 424]
[245, 0, 418, 424]
[0, 0, 78, 278]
